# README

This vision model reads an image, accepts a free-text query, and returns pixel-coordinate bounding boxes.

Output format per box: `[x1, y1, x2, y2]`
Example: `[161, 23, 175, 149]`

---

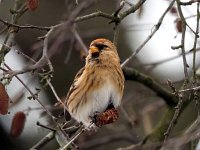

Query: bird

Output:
[64, 38, 124, 128]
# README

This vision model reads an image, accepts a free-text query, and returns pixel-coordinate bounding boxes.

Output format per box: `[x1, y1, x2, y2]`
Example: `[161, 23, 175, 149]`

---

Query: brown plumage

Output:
[65, 38, 124, 127]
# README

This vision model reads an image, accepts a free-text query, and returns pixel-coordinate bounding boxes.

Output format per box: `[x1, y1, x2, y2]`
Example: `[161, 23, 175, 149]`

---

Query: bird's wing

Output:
[64, 66, 85, 121]
[66, 66, 85, 101]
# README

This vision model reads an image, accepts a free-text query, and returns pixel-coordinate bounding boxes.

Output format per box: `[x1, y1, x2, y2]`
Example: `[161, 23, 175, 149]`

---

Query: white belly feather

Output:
[73, 81, 121, 127]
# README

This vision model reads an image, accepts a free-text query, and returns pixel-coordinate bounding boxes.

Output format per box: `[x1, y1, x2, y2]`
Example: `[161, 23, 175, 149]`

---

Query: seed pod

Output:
[94, 108, 119, 127]
[10, 112, 26, 138]
[0, 82, 9, 115]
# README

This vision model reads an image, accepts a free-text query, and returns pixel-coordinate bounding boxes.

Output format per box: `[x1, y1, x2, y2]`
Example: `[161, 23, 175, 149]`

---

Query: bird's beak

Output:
[89, 46, 99, 54]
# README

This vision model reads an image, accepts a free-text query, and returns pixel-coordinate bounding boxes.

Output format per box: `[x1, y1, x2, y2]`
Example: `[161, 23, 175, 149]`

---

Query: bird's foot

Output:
[90, 111, 101, 127]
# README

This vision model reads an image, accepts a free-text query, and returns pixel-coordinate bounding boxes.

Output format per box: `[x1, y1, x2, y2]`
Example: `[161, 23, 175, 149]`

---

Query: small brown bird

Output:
[65, 38, 124, 127]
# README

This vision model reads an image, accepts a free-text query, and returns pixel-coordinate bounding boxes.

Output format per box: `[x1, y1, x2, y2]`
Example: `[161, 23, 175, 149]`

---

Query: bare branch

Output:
[123, 67, 177, 106]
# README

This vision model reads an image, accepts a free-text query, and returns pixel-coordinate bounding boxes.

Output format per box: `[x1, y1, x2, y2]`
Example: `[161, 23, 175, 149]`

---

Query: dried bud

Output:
[27, 0, 39, 11]
[170, 7, 177, 15]
[176, 20, 182, 33]
[0, 82, 9, 115]
[10, 112, 26, 138]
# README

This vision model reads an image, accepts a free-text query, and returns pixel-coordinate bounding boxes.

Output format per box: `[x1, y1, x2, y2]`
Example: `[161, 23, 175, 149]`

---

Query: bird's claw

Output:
[89, 111, 101, 126]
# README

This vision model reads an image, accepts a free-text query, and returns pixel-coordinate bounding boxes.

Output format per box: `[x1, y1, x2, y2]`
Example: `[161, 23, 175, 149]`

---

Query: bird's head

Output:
[87, 38, 119, 63]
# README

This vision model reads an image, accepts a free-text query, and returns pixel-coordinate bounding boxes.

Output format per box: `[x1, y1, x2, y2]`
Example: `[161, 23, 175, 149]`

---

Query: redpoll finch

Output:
[64, 38, 124, 127]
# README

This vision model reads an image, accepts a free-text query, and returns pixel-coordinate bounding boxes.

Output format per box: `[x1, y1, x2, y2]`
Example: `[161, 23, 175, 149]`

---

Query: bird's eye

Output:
[95, 44, 108, 50]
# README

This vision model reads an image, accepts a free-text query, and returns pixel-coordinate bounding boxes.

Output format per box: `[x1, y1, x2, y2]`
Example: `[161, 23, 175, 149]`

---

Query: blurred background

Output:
[0, 0, 199, 149]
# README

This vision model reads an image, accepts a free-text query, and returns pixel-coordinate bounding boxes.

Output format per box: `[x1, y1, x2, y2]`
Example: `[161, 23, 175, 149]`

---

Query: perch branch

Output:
[123, 67, 177, 106]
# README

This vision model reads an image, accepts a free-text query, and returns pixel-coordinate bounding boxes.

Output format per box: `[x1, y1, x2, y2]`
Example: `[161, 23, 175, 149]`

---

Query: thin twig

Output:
[119, 0, 147, 20]
[31, 131, 55, 150]
[121, 0, 176, 68]
[175, 85, 200, 93]
[47, 80, 70, 112]
[36, 121, 57, 132]
[73, 28, 88, 54]
[64, 37, 75, 64]
[59, 123, 94, 150]
[176, 0, 189, 81]
[58, 125, 86, 150]
[192, 3, 200, 82]
[113, 25, 119, 47]
[162, 81, 183, 148]
[0, 18, 50, 31]
[120, 105, 135, 127]
[0, 26, 7, 35]
[179, 0, 200, 6]
[138, 47, 200, 68]
[0, 66, 8, 72]
[75, 10, 116, 22]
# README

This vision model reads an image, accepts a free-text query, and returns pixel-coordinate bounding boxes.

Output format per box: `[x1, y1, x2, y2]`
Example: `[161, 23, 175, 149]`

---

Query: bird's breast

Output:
[87, 79, 121, 114]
